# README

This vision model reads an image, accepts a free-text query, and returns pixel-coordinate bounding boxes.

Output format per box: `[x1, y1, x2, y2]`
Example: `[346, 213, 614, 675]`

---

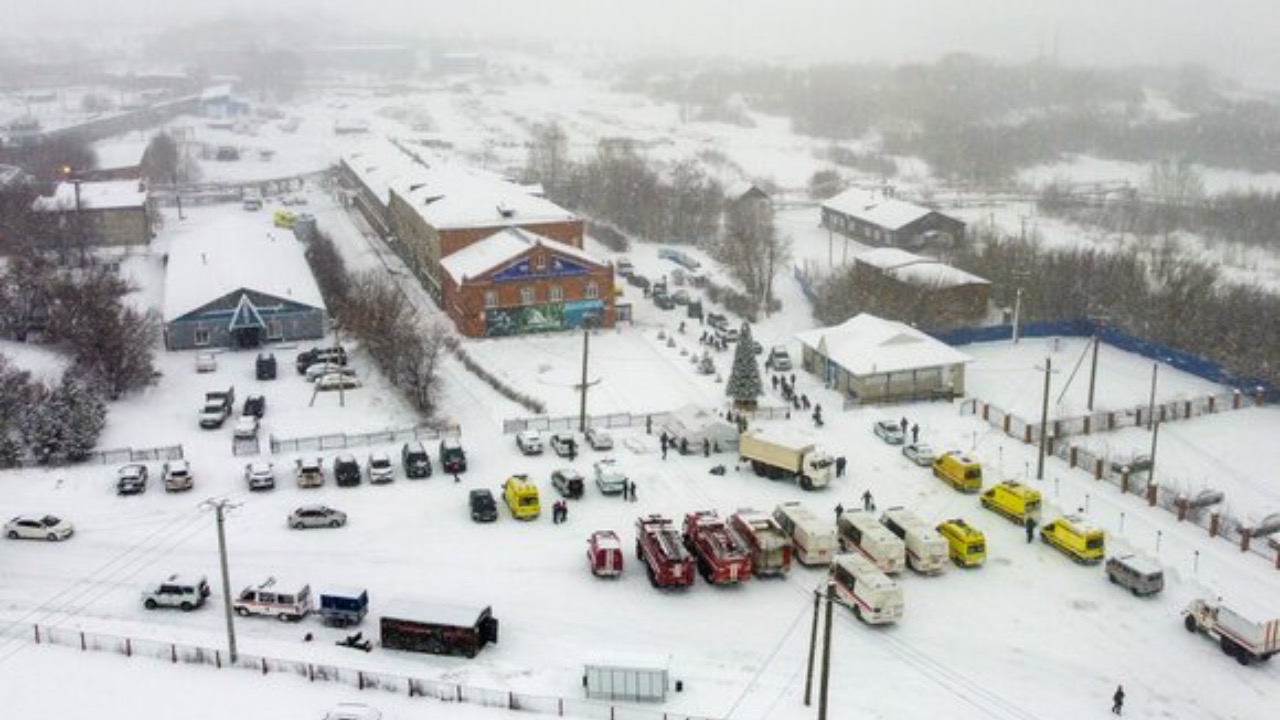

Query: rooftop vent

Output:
[497, 202, 515, 219]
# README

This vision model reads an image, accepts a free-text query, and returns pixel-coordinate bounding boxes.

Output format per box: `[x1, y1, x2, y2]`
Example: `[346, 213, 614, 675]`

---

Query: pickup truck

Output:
[199, 387, 235, 429]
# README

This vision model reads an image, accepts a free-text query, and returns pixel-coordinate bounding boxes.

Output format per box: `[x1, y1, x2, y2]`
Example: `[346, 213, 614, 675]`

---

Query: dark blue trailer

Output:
[318, 587, 369, 627]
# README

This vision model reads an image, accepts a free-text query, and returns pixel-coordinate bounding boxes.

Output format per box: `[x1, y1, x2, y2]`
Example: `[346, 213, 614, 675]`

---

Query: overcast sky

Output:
[7, 0, 1280, 87]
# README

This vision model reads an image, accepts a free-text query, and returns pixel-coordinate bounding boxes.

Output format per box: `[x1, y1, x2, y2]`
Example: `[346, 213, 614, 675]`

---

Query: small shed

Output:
[661, 405, 739, 454]
[584, 653, 671, 703]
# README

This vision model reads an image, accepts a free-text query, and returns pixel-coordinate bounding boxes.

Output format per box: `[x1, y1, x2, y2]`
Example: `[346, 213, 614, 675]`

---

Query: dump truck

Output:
[1183, 598, 1280, 665]
[682, 511, 753, 585]
[729, 509, 793, 577]
[739, 427, 834, 491]
[635, 515, 696, 589]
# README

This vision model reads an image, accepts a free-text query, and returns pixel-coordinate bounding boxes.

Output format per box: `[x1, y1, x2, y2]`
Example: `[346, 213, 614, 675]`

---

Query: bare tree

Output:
[526, 122, 570, 194]
[717, 194, 788, 315]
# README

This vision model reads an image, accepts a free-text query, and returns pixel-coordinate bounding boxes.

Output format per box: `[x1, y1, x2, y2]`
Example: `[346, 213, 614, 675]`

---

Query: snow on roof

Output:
[31, 180, 147, 212]
[822, 187, 939, 230]
[91, 136, 150, 170]
[162, 214, 324, 321]
[379, 597, 491, 628]
[856, 247, 989, 288]
[439, 226, 601, 283]
[201, 85, 232, 101]
[795, 313, 973, 376]
[725, 180, 767, 203]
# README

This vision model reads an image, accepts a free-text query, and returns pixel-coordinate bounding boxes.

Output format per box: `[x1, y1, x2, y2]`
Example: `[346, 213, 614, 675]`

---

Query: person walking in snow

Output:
[911, 423, 919, 443]
[835, 503, 844, 520]
[900, 417, 909, 435]
[835, 456, 847, 478]
[1112, 685, 1125, 715]
[1025, 515, 1037, 543]
[861, 490, 875, 511]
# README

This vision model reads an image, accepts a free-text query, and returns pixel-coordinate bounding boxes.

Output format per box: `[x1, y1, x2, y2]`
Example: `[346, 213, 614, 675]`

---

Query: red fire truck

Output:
[683, 510, 753, 585]
[635, 515, 696, 589]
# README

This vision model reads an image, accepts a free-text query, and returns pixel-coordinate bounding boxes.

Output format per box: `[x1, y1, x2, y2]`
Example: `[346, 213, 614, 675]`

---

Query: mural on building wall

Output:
[491, 255, 591, 283]
[485, 299, 604, 337]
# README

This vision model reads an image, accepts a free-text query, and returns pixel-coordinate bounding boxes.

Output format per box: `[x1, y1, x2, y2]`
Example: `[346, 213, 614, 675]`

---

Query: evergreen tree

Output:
[725, 322, 763, 409]
[57, 373, 106, 461]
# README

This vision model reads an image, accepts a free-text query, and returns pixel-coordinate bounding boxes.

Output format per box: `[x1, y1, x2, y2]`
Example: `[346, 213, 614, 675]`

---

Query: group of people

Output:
[833, 490, 877, 519]
[699, 330, 730, 352]
[897, 416, 921, 444]
[551, 500, 570, 524]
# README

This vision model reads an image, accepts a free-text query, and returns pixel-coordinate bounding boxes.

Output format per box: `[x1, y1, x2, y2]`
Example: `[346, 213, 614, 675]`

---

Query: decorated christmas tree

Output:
[726, 322, 762, 409]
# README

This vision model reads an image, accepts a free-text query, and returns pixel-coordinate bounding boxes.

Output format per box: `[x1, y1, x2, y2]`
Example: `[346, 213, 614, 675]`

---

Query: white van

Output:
[837, 510, 906, 575]
[773, 502, 837, 566]
[879, 507, 949, 574]
[830, 553, 904, 624]
[232, 577, 311, 622]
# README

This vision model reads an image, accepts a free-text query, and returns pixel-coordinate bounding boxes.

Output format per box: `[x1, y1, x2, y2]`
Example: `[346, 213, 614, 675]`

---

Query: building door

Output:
[231, 326, 263, 348]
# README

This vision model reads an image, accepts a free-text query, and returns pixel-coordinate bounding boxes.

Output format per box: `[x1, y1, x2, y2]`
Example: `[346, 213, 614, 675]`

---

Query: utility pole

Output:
[201, 498, 240, 663]
[1010, 270, 1030, 343]
[803, 588, 821, 706]
[1086, 315, 1109, 411]
[817, 582, 835, 720]
[1148, 420, 1160, 483]
[1146, 363, 1159, 431]
[578, 328, 590, 433]
[1036, 357, 1052, 480]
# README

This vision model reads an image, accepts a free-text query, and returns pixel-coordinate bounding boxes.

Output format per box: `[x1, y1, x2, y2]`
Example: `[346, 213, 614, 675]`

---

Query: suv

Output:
[244, 461, 275, 491]
[367, 452, 395, 484]
[440, 438, 467, 474]
[334, 455, 361, 487]
[142, 574, 211, 611]
[593, 459, 628, 495]
[296, 457, 325, 488]
[549, 432, 578, 458]
[585, 427, 613, 451]
[551, 468, 585, 499]
[295, 346, 347, 374]
[516, 430, 544, 455]
[162, 459, 194, 492]
[116, 463, 149, 495]
[765, 346, 792, 371]
[1105, 553, 1164, 596]
[401, 442, 432, 478]
[255, 353, 277, 380]
[243, 394, 266, 418]
[233, 414, 259, 440]
[470, 489, 498, 522]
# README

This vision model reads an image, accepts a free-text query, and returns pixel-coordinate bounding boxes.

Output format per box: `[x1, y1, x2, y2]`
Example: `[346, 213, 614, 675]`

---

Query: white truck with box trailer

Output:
[739, 427, 834, 491]
[1183, 598, 1280, 665]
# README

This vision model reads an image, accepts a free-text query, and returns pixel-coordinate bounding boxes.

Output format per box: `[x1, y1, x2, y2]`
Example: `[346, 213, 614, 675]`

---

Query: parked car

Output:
[718, 327, 740, 343]
[195, 352, 217, 373]
[142, 574, 210, 611]
[316, 373, 361, 391]
[306, 362, 354, 382]
[334, 455, 361, 487]
[765, 346, 792, 371]
[440, 438, 467, 473]
[367, 452, 395, 484]
[116, 463, 148, 495]
[243, 394, 266, 418]
[653, 293, 675, 310]
[255, 353, 277, 380]
[1105, 553, 1164, 597]
[233, 415, 260, 440]
[162, 459, 194, 492]
[516, 429, 545, 455]
[549, 432, 578, 458]
[1110, 454, 1153, 475]
[289, 505, 347, 529]
[5, 514, 74, 541]
[552, 468, 586, 499]
[296, 457, 325, 488]
[874, 420, 905, 445]
[469, 489, 498, 522]
[323, 703, 382, 720]
[593, 459, 628, 495]
[615, 258, 635, 277]
[902, 443, 936, 467]
[628, 274, 651, 290]
[671, 289, 691, 305]
[585, 427, 614, 451]
[295, 346, 347, 374]
[707, 313, 729, 331]
[244, 461, 276, 491]
[401, 441, 432, 478]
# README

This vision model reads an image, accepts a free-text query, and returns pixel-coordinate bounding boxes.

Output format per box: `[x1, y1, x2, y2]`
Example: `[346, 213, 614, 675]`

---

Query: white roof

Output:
[796, 313, 973, 377]
[743, 424, 822, 452]
[32, 180, 147, 212]
[379, 597, 491, 627]
[163, 214, 325, 321]
[856, 247, 988, 289]
[439, 226, 601, 283]
[822, 187, 937, 230]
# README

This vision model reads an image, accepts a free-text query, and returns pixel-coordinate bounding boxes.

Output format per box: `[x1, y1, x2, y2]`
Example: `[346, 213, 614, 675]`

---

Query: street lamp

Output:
[60, 165, 85, 265]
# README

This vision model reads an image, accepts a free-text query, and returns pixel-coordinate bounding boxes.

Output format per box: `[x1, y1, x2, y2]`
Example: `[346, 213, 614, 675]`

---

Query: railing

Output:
[24, 624, 718, 720]
[269, 424, 460, 455]
[1, 443, 184, 469]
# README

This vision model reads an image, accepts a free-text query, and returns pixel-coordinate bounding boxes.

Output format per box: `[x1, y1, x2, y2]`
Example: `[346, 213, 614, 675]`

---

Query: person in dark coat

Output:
[835, 456, 847, 478]
[680, 438, 689, 455]
[660, 432, 669, 460]
[1025, 515, 1037, 543]
[900, 417, 909, 434]
[835, 503, 844, 520]
[1112, 685, 1124, 715]
[703, 438, 710, 457]
[861, 490, 875, 511]
[801, 394, 810, 410]
[911, 423, 919, 443]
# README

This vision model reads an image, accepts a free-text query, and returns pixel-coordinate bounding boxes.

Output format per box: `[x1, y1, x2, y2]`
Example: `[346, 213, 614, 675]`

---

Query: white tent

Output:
[660, 405, 739, 454]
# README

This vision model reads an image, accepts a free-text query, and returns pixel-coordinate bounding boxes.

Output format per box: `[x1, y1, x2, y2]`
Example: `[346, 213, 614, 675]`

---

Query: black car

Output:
[653, 294, 675, 310]
[295, 346, 347, 374]
[628, 274, 651, 290]
[469, 489, 498, 522]
[401, 441, 433, 479]
[243, 394, 266, 418]
[439, 438, 467, 474]
[334, 454, 362, 487]
[255, 353, 277, 380]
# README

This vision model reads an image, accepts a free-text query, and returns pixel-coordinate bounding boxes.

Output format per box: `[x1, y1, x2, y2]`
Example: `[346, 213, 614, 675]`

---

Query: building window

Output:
[521, 286, 535, 305]
[585, 282, 599, 300]
[266, 320, 283, 340]
[194, 327, 211, 346]
[484, 290, 498, 309]
[532, 254, 546, 272]
[549, 285, 563, 302]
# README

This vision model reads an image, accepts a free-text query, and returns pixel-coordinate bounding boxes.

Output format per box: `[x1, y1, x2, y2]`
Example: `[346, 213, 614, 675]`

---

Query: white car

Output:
[766, 346, 792, 371]
[902, 443, 936, 467]
[585, 426, 614, 451]
[162, 459, 194, 492]
[323, 703, 382, 720]
[516, 429, 544, 455]
[874, 420, 905, 445]
[593, 459, 628, 495]
[5, 514, 74, 541]
[367, 451, 395, 484]
[244, 461, 276, 491]
[233, 414, 259, 440]
[288, 505, 347, 530]
[316, 373, 361, 391]
[306, 362, 355, 382]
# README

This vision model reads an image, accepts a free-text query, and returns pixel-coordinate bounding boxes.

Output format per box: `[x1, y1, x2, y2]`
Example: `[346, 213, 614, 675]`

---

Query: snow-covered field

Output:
[3, 54, 1280, 720]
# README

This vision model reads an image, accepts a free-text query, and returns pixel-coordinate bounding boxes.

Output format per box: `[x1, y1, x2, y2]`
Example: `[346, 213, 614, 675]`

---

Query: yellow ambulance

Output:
[980, 480, 1042, 524]
[502, 475, 541, 520]
[932, 452, 983, 493]
[935, 518, 987, 568]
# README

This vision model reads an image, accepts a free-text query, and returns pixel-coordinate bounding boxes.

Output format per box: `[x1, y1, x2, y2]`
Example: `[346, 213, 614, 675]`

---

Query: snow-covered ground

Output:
[3, 55, 1280, 720]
